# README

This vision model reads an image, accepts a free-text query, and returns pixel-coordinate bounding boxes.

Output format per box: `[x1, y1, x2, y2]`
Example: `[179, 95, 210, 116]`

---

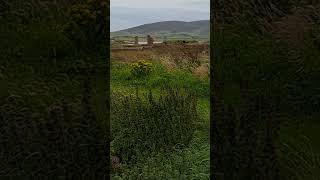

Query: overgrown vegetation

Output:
[111, 89, 197, 162]
[111, 61, 209, 97]
[129, 60, 153, 77]
[0, 0, 108, 178]
[212, 1, 320, 179]
[110, 40, 209, 178]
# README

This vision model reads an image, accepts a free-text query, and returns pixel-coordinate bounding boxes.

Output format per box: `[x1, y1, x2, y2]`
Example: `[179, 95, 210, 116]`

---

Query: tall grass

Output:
[112, 133, 210, 179]
[111, 61, 210, 97]
[0, 62, 107, 178]
[111, 88, 197, 164]
[280, 135, 320, 179]
[0, 0, 109, 177]
[212, 1, 320, 179]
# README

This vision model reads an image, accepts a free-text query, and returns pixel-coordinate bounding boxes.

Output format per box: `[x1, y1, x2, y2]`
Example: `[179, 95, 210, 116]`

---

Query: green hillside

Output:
[110, 20, 209, 41]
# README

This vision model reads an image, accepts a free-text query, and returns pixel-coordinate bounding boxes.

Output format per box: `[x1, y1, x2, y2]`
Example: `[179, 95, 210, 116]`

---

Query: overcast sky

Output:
[111, 0, 210, 31]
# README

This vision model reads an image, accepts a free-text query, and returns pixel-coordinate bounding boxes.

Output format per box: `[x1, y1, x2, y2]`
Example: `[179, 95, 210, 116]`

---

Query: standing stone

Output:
[134, 36, 139, 45]
[163, 36, 167, 42]
[147, 35, 154, 45]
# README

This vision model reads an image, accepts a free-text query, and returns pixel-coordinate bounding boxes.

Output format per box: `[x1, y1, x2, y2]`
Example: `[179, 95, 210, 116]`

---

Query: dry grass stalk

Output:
[193, 64, 209, 79]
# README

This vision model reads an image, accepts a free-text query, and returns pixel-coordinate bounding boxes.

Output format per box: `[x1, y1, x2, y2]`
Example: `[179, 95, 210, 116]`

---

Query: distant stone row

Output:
[135, 35, 154, 45]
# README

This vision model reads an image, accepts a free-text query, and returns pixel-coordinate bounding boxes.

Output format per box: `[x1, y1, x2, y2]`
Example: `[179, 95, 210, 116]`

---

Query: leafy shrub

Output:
[63, 0, 108, 52]
[0, 25, 78, 59]
[212, 2, 320, 179]
[111, 88, 197, 163]
[0, 62, 106, 177]
[25, 28, 77, 58]
[130, 60, 152, 77]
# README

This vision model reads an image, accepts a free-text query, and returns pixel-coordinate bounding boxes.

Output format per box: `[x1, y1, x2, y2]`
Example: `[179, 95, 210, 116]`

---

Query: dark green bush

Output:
[24, 28, 78, 58]
[111, 88, 197, 163]
[0, 0, 109, 177]
[63, 0, 108, 53]
[0, 23, 78, 60]
[0, 62, 106, 178]
[212, 1, 320, 179]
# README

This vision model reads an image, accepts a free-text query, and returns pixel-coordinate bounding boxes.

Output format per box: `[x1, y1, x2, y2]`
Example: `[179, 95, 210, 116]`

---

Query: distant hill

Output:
[111, 20, 209, 40]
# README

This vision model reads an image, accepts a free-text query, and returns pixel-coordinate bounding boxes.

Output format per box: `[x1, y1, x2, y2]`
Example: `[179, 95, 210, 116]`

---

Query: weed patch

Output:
[111, 88, 197, 164]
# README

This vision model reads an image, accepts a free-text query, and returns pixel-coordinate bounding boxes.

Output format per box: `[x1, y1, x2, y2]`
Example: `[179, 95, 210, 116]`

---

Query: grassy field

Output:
[111, 34, 209, 44]
[110, 44, 210, 179]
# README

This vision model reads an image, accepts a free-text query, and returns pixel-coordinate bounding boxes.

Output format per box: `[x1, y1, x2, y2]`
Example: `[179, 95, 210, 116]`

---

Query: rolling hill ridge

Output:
[111, 20, 210, 39]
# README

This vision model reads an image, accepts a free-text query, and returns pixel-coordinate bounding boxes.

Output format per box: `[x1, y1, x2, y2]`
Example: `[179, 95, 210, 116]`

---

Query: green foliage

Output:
[1, 0, 109, 177]
[0, 62, 106, 177]
[63, 0, 108, 52]
[129, 60, 152, 77]
[212, 1, 320, 179]
[112, 132, 209, 179]
[280, 130, 320, 179]
[24, 27, 77, 58]
[111, 61, 210, 97]
[0, 23, 79, 59]
[111, 89, 197, 163]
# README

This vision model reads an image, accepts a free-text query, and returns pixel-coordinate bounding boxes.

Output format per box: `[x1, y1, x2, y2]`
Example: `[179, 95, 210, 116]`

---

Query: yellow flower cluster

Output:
[130, 60, 152, 77]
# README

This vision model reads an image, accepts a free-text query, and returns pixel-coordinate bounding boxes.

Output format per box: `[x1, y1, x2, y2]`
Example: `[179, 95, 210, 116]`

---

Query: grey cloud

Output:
[111, 3, 209, 31]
